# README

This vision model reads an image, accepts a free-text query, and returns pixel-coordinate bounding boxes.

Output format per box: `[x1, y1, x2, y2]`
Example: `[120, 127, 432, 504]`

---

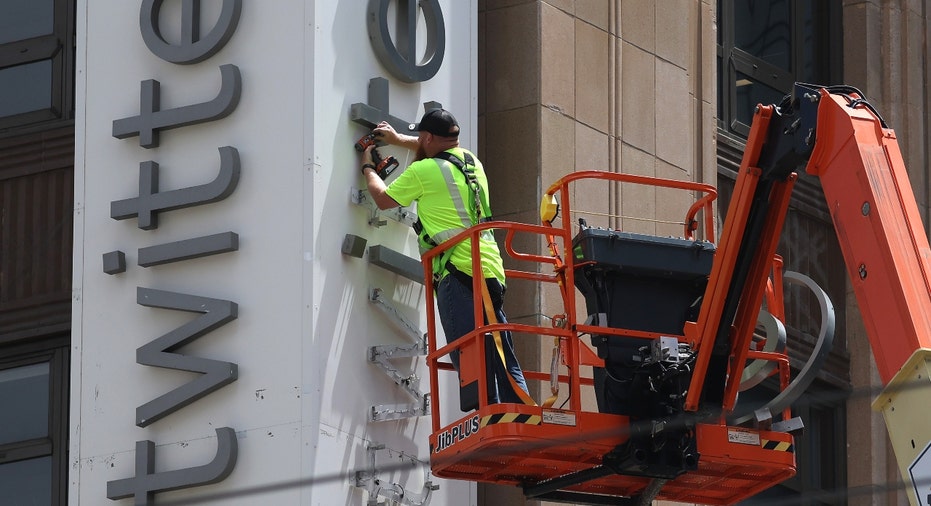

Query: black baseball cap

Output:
[408, 109, 460, 137]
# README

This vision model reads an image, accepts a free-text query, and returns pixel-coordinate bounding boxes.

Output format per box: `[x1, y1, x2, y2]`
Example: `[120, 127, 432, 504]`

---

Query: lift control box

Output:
[572, 227, 715, 415]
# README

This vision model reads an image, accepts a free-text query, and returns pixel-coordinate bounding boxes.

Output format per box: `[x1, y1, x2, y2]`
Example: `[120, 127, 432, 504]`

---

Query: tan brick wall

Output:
[478, 1, 930, 504]
[478, 1, 716, 504]
[843, 2, 929, 505]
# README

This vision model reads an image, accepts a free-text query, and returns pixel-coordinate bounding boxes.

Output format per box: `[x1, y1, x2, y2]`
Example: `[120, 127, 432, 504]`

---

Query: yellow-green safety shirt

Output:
[385, 147, 506, 283]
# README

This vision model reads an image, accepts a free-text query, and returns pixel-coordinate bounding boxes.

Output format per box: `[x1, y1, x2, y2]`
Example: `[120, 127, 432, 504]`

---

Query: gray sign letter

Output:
[141, 0, 242, 64]
[112, 64, 241, 148]
[107, 427, 238, 505]
[138, 232, 239, 267]
[368, 0, 445, 83]
[111, 146, 240, 230]
[135, 287, 239, 427]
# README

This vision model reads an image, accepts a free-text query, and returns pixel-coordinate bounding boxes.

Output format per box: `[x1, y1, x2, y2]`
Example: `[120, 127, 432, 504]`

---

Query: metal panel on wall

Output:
[72, 1, 476, 505]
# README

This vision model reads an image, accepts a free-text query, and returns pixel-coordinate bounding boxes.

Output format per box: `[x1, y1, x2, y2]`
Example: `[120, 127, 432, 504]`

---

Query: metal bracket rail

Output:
[370, 287, 425, 343]
[367, 288, 430, 422]
[353, 442, 438, 506]
[351, 187, 418, 228]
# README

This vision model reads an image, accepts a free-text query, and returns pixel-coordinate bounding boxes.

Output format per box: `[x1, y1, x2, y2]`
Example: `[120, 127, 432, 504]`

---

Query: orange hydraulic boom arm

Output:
[803, 85, 931, 506]
[686, 83, 931, 505]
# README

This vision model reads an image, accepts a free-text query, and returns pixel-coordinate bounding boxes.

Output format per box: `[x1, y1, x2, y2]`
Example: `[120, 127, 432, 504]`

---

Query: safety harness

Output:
[412, 151, 494, 281]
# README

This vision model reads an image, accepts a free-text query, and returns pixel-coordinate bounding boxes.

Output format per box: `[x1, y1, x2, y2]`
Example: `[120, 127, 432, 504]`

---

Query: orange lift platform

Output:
[422, 150, 808, 504]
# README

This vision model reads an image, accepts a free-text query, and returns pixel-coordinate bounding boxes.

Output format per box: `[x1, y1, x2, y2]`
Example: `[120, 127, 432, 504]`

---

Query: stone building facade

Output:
[478, 1, 928, 505]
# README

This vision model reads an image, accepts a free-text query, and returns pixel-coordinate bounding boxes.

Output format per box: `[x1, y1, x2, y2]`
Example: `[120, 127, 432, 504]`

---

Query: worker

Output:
[359, 108, 530, 410]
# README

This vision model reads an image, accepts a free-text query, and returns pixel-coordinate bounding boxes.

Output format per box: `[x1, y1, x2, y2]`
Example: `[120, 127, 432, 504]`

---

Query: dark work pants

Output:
[436, 272, 529, 410]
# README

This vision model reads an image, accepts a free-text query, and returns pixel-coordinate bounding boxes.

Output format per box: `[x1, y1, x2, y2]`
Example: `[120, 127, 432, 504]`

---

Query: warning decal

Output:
[727, 429, 761, 446]
[761, 439, 794, 453]
[909, 441, 931, 506]
[542, 410, 577, 426]
[480, 412, 542, 427]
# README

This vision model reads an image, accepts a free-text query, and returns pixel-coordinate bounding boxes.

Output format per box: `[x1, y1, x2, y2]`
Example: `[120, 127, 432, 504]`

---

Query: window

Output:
[0, 338, 69, 506]
[0, 1, 74, 504]
[717, 0, 842, 137]
[737, 383, 847, 506]
[0, 0, 74, 131]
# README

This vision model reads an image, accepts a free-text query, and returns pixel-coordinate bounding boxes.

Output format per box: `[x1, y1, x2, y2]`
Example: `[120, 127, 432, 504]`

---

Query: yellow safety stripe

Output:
[761, 440, 794, 453]
[437, 158, 474, 230]
[480, 413, 542, 427]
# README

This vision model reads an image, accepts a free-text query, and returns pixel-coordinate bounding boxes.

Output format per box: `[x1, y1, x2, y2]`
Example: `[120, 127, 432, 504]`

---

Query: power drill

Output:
[355, 132, 399, 180]
[354, 132, 377, 152]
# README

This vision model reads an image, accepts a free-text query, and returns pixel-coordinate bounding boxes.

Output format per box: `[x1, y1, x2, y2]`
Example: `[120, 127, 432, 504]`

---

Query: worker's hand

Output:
[373, 121, 419, 152]
[373, 121, 403, 146]
[362, 144, 375, 166]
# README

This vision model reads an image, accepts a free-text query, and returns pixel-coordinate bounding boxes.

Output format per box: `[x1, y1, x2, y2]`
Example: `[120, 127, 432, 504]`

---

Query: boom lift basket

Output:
[423, 171, 797, 505]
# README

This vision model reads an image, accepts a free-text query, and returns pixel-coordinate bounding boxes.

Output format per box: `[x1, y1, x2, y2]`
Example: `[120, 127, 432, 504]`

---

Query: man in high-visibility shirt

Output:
[359, 108, 530, 410]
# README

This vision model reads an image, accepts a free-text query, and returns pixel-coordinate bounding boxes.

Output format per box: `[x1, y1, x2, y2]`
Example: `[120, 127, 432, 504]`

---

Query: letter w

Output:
[135, 287, 239, 427]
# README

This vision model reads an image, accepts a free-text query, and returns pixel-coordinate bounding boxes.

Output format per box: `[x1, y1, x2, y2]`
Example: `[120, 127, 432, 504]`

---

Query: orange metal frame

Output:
[422, 172, 799, 503]
[682, 106, 799, 414]
[805, 89, 931, 384]
[417, 84, 930, 503]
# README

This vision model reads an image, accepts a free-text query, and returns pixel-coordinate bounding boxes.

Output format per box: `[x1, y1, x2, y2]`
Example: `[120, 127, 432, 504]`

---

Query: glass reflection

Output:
[0, 362, 50, 445]
[0, 61, 54, 118]
[0, 0, 54, 45]
[0, 456, 52, 506]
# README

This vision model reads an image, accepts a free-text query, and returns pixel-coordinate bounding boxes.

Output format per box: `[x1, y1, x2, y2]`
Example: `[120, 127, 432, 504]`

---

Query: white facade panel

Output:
[72, 1, 477, 505]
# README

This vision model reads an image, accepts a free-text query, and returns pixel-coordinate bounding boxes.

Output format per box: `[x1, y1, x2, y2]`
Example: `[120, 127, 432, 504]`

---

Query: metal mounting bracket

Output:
[368, 288, 430, 422]
[351, 187, 418, 228]
[353, 442, 438, 506]
[370, 288, 424, 343]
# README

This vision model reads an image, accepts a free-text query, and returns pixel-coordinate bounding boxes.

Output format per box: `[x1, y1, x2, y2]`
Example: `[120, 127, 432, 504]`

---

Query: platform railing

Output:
[422, 171, 720, 432]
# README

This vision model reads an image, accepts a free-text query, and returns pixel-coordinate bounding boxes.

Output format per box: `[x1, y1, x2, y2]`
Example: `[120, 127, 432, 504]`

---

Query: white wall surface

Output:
[71, 1, 477, 505]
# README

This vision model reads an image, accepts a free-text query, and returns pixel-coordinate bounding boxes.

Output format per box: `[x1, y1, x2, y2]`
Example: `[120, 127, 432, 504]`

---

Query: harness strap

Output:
[414, 151, 494, 280]
[434, 151, 493, 223]
[479, 280, 537, 407]
[431, 227, 467, 244]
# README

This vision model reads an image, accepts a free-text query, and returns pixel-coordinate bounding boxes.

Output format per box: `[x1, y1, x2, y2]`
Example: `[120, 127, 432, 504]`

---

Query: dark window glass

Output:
[0, 0, 73, 131]
[799, 2, 818, 82]
[0, 362, 50, 445]
[0, 344, 68, 506]
[734, 0, 791, 71]
[735, 71, 786, 126]
[718, 0, 841, 137]
[734, 381, 846, 506]
[0, 456, 53, 506]
[0, 0, 54, 45]
[0, 61, 54, 118]
[797, 2, 834, 85]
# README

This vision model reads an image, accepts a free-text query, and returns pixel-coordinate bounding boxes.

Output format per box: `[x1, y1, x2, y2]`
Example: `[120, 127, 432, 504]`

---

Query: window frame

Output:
[0, 335, 70, 506]
[734, 378, 848, 506]
[717, 0, 843, 137]
[0, 0, 75, 133]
